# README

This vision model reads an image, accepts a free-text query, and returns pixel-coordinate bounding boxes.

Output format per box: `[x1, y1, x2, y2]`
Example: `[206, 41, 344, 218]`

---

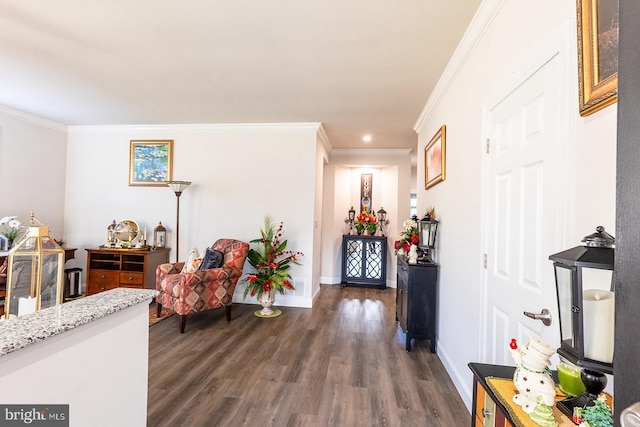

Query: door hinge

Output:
[483, 254, 488, 269]
[485, 138, 490, 154]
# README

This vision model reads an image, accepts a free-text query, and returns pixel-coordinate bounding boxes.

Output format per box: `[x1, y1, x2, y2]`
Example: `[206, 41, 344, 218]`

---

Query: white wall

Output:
[0, 107, 68, 240]
[64, 124, 321, 308]
[414, 0, 616, 410]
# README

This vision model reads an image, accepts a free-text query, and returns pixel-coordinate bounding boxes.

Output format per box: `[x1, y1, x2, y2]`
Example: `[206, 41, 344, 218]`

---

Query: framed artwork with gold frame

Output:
[129, 140, 173, 186]
[577, 0, 618, 116]
[425, 125, 446, 190]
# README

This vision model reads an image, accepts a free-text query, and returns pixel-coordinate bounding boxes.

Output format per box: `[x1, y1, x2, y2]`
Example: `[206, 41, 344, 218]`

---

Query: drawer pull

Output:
[482, 408, 491, 418]
[100, 275, 106, 279]
[128, 276, 134, 281]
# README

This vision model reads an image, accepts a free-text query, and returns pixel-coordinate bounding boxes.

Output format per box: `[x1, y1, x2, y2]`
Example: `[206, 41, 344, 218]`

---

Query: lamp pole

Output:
[166, 181, 191, 262]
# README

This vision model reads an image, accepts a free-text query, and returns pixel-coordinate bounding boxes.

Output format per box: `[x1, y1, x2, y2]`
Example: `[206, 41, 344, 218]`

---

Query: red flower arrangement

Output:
[354, 211, 378, 235]
[242, 215, 303, 300]
[394, 217, 419, 255]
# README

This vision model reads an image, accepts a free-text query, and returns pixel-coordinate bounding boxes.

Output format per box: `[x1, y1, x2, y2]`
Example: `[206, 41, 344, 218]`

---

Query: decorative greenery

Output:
[354, 210, 377, 235]
[572, 397, 613, 427]
[242, 215, 303, 300]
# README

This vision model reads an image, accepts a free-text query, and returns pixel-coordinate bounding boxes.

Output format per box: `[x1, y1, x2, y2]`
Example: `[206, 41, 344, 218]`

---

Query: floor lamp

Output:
[166, 180, 191, 262]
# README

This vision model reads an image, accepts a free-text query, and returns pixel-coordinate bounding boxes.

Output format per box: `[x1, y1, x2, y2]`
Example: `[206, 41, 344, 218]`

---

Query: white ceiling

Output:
[0, 1, 480, 150]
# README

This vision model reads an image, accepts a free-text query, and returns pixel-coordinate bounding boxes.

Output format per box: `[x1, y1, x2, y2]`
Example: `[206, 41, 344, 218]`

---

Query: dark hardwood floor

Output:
[147, 284, 471, 426]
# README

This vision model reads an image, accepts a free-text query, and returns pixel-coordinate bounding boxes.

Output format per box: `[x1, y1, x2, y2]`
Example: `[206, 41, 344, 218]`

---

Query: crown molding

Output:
[68, 122, 323, 134]
[414, 0, 505, 134]
[331, 148, 412, 156]
[0, 104, 68, 132]
[316, 124, 333, 153]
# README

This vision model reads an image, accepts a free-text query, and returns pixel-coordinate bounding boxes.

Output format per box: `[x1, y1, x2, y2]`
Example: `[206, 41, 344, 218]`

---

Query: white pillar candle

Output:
[583, 289, 615, 363]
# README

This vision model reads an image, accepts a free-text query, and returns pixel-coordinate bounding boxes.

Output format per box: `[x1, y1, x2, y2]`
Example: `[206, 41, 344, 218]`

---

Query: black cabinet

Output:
[341, 235, 387, 289]
[396, 256, 438, 352]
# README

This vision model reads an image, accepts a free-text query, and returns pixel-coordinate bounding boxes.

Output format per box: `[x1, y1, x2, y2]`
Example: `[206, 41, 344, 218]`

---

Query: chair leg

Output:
[156, 302, 162, 318]
[179, 315, 187, 333]
[226, 305, 232, 321]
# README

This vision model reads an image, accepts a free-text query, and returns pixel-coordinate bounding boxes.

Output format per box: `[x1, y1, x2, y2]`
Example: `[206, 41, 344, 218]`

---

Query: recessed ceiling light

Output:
[362, 135, 372, 142]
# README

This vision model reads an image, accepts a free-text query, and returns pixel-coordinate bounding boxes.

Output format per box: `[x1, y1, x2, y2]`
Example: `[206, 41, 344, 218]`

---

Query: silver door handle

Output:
[523, 308, 552, 326]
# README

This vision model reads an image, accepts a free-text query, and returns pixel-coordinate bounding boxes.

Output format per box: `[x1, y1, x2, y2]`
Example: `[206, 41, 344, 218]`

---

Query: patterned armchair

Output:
[155, 238, 249, 333]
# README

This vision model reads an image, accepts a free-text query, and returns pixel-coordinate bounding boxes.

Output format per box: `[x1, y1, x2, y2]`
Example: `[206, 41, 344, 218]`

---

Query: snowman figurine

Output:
[509, 337, 557, 413]
[408, 244, 418, 264]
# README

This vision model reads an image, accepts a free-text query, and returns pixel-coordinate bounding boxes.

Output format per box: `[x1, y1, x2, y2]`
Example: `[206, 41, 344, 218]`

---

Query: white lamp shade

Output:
[166, 181, 191, 193]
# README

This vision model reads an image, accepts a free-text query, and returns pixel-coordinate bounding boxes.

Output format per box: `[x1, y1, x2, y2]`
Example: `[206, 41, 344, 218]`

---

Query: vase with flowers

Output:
[0, 216, 22, 249]
[242, 215, 303, 317]
[394, 217, 419, 258]
[354, 211, 378, 236]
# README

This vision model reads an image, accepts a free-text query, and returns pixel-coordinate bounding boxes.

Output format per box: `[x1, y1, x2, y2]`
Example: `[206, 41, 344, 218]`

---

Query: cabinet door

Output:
[396, 261, 408, 331]
[407, 266, 437, 335]
[363, 240, 384, 280]
[343, 239, 364, 280]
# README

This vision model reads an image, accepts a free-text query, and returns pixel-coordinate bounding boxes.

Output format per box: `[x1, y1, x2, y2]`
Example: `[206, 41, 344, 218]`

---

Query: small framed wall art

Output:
[425, 125, 446, 190]
[129, 140, 173, 186]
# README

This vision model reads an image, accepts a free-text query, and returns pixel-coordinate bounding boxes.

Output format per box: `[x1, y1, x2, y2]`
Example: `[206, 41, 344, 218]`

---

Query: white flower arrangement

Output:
[0, 215, 22, 247]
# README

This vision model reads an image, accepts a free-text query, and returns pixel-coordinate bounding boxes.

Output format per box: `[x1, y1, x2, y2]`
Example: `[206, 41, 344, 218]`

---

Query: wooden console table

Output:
[468, 363, 585, 427]
[85, 248, 170, 295]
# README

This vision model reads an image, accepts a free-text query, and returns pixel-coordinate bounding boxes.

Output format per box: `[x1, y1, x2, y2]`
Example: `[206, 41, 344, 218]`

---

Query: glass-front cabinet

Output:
[341, 235, 387, 289]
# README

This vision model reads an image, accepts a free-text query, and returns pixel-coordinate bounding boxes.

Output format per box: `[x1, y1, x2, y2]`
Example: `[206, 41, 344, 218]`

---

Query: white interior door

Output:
[483, 54, 564, 365]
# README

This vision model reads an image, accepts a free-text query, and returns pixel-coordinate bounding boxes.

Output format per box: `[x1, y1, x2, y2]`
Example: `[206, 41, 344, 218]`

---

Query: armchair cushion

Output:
[181, 247, 201, 273]
[198, 247, 224, 270]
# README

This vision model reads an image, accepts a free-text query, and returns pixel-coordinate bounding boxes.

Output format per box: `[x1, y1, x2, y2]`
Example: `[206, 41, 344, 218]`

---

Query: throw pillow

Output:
[181, 247, 201, 273]
[198, 247, 224, 270]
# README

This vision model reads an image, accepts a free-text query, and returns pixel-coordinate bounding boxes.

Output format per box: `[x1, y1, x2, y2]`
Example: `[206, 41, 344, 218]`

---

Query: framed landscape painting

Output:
[425, 125, 446, 190]
[129, 140, 173, 186]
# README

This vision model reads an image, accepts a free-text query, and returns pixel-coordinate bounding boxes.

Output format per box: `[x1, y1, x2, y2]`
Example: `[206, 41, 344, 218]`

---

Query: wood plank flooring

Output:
[147, 284, 471, 426]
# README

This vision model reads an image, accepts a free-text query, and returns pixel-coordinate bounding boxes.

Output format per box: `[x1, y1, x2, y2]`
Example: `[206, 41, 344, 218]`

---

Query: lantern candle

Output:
[583, 289, 615, 363]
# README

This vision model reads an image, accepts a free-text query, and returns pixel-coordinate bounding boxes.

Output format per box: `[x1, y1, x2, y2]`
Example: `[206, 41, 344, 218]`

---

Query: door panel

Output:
[485, 55, 562, 364]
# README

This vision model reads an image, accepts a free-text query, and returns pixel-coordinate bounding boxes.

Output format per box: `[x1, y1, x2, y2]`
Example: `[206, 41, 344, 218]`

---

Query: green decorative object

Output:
[573, 398, 613, 427]
[529, 396, 558, 427]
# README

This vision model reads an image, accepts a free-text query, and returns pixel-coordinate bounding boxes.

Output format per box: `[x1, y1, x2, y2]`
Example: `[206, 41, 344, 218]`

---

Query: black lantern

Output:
[418, 213, 439, 262]
[376, 207, 389, 236]
[549, 226, 614, 417]
[345, 206, 357, 235]
[348, 206, 356, 222]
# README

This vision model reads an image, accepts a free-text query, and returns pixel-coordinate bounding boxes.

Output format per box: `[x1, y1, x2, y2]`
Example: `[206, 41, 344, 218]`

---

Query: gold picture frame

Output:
[129, 140, 173, 186]
[425, 125, 446, 190]
[577, 0, 618, 116]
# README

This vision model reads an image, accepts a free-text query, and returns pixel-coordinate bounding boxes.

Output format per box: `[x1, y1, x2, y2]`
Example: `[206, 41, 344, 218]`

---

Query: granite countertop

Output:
[0, 288, 156, 356]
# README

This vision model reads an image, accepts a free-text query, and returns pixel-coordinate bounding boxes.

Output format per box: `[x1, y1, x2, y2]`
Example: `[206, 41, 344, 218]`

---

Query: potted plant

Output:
[242, 215, 303, 317]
